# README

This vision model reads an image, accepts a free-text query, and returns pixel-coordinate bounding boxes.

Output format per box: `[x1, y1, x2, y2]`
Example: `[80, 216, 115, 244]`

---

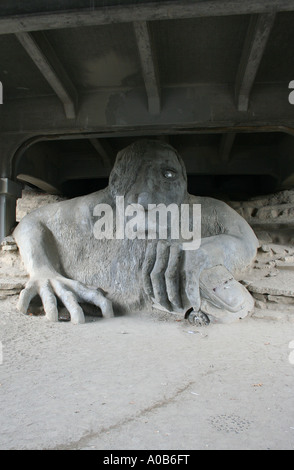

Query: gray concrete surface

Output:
[0, 296, 294, 450]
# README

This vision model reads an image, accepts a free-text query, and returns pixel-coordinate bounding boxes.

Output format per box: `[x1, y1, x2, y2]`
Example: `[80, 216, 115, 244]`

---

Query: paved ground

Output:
[0, 296, 293, 450]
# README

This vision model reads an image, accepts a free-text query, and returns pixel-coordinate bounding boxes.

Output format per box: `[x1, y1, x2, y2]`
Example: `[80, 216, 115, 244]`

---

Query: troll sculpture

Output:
[14, 140, 258, 325]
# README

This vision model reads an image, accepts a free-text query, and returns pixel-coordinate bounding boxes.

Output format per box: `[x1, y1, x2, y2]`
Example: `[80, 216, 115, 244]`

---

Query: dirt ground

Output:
[0, 295, 293, 450]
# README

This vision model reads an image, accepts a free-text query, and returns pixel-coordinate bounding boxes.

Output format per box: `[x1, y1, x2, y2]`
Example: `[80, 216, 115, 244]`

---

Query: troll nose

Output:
[137, 192, 151, 209]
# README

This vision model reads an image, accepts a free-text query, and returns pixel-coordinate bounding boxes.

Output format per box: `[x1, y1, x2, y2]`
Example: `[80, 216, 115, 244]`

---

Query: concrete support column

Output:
[0, 178, 22, 242]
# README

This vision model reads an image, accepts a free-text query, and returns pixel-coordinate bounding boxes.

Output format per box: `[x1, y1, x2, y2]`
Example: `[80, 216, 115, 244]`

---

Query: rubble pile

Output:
[229, 189, 294, 246]
[0, 237, 27, 300]
[241, 242, 294, 321]
[16, 189, 65, 221]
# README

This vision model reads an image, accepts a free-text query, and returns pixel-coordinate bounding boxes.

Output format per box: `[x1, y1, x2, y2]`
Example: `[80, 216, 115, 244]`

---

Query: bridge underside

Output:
[1, 0, 294, 239]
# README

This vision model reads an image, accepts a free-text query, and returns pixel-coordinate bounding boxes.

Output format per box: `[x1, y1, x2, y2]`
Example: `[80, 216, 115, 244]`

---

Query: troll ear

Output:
[109, 149, 126, 196]
[109, 144, 141, 196]
[109, 170, 117, 188]
[109, 170, 119, 198]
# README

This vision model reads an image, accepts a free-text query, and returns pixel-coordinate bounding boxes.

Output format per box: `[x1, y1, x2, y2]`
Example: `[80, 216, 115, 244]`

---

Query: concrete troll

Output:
[14, 140, 258, 325]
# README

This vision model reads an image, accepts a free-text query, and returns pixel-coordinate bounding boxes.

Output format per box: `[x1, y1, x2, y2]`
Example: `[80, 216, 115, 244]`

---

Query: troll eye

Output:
[163, 169, 176, 179]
